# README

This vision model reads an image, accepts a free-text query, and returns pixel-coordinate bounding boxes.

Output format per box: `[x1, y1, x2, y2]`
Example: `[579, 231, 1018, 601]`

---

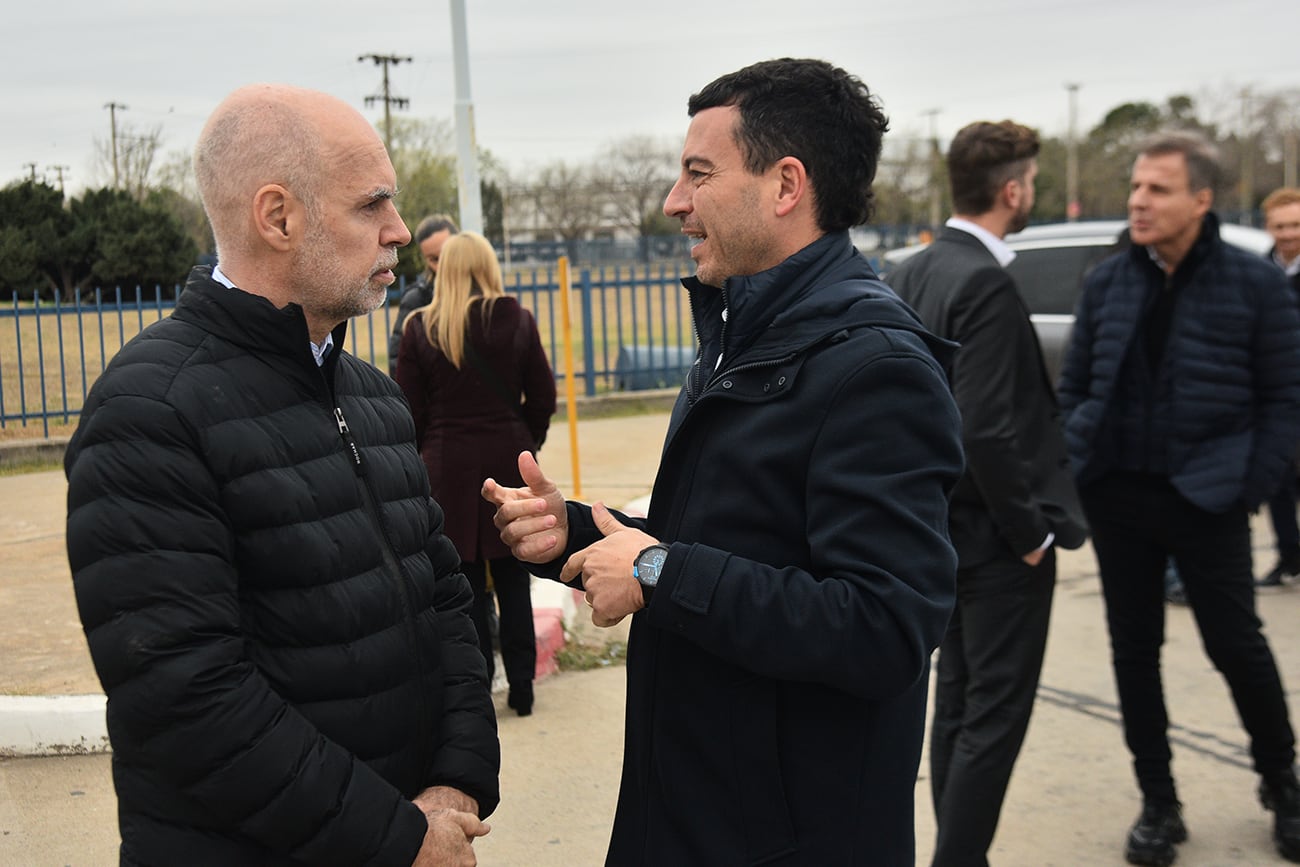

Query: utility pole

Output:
[450, 0, 483, 234]
[922, 109, 942, 233]
[23, 162, 38, 183]
[357, 53, 411, 154]
[1065, 83, 1081, 222]
[48, 164, 69, 196]
[1285, 128, 1298, 190]
[1239, 87, 1254, 226]
[104, 101, 127, 189]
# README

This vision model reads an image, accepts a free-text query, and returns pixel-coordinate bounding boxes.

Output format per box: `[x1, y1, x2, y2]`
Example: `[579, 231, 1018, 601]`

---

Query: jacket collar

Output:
[943, 219, 1015, 266]
[682, 231, 949, 369]
[172, 266, 349, 369]
[1129, 211, 1222, 284]
[683, 232, 868, 360]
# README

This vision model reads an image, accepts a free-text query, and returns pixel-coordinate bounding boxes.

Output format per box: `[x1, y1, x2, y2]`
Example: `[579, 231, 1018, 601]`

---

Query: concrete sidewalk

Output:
[5, 410, 1300, 864]
[0, 408, 671, 740]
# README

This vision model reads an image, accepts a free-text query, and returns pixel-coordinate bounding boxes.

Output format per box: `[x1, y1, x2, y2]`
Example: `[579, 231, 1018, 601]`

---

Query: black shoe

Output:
[1260, 770, 1300, 862]
[507, 683, 533, 717]
[1257, 558, 1300, 587]
[1125, 801, 1187, 866]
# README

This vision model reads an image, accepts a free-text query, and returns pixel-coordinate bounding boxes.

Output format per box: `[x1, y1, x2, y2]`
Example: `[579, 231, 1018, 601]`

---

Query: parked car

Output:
[877, 220, 1274, 385]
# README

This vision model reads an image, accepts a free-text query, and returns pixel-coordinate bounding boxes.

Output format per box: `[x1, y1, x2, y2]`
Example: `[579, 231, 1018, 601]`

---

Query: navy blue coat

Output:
[548, 232, 963, 865]
[1058, 214, 1300, 511]
[66, 269, 500, 866]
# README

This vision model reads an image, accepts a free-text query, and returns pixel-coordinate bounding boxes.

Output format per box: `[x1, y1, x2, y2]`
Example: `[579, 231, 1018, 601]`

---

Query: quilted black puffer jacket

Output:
[1059, 213, 1300, 512]
[65, 267, 499, 866]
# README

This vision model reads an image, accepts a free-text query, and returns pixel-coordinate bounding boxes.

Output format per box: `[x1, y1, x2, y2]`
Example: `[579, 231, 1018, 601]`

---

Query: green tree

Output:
[73, 188, 197, 291]
[0, 225, 41, 296]
[386, 117, 458, 280]
[153, 149, 214, 257]
[481, 177, 505, 248]
[0, 180, 89, 299]
[1032, 136, 1069, 221]
[1075, 97, 1214, 218]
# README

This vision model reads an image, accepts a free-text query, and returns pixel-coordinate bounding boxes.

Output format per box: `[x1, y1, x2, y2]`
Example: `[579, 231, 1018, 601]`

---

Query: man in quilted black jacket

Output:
[1059, 131, 1300, 866]
[65, 83, 499, 866]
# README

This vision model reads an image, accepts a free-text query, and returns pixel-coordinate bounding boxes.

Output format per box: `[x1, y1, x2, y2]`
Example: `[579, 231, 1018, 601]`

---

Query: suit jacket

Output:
[888, 226, 1088, 567]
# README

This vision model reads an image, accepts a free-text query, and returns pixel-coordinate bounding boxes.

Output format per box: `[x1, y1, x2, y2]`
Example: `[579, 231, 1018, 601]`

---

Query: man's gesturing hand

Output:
[560, 502, 658, 627]
[482, 451, 568, 564]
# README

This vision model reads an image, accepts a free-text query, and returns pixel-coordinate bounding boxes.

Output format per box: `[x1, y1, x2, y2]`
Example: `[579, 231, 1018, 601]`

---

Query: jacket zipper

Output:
[333, 402, 434, 782]
[686, 285, 728, 405]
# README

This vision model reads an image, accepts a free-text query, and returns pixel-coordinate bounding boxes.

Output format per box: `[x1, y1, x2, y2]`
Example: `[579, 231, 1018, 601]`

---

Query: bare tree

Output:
[94, 123, 162, 201]
[872, 136, 936, 231]
[1238, 87, 1300, 197]
[529, 160, 603, 260]
[595, 135, 677, 261]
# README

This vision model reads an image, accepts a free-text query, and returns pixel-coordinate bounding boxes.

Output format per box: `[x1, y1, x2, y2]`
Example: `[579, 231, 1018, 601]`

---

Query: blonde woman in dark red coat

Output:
[396, 231, 556, 715]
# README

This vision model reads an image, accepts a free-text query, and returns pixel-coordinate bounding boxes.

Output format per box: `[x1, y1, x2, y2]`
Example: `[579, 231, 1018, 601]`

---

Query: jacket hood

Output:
[684, 231, 953, 368]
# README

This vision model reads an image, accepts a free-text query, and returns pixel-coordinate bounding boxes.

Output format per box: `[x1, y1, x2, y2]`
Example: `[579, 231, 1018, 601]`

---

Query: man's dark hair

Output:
[688, 57, 889, 231]
[415, 214, 459, 244]
[1137, 130, 1222, 193]
[947, 121, 1040, 216]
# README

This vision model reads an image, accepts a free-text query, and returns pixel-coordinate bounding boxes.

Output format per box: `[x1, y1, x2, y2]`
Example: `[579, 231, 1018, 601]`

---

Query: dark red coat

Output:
[396, 297, 556, 562]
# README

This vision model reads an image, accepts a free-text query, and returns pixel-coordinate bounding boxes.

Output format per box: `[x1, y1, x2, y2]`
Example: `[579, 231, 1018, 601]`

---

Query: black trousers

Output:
[1266, 470, 1300, 558]
[462, 557, 536, 690]
[929, 547, 1055, 867]
[1082, 472, 1296, 805]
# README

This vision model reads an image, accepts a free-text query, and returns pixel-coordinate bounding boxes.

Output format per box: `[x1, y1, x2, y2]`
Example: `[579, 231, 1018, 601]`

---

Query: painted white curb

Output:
[0, 694, 109, 757]
[0, 498, 653, 758]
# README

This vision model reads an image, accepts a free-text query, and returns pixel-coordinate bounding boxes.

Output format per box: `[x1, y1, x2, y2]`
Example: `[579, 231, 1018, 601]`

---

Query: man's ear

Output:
[773, 156, 808, 218]
[252, 184, 302, 252]
[1193, 186, 1213, 218]
[1002, 177, 1024, 212]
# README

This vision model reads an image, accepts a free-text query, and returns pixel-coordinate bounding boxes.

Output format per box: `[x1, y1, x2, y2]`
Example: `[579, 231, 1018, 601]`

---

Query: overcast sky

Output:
[5, 0, 1296, 194]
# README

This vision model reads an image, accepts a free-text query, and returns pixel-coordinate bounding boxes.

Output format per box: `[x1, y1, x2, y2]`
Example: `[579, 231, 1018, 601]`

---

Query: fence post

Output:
[34, 295, 49, 438]
[579, 269, 597, 397]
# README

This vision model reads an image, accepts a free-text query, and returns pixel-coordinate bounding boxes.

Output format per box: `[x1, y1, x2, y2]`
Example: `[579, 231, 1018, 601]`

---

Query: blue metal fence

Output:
[1, 264, 700, 439]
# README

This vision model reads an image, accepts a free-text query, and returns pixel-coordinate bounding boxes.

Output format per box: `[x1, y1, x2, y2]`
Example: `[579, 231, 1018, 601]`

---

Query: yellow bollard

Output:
[557, 256, 582, 499]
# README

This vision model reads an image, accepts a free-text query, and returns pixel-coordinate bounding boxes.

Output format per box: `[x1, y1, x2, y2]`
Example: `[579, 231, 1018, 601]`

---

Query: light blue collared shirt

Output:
[211, 265, 333, 366]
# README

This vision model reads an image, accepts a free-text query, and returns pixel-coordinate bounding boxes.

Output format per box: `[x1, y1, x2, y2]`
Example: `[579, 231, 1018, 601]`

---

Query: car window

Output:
[1007, 245, 1114, 315]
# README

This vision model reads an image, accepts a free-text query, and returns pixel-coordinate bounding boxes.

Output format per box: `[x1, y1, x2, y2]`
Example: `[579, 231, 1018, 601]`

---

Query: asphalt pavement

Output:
[4, 408, 1300, 865]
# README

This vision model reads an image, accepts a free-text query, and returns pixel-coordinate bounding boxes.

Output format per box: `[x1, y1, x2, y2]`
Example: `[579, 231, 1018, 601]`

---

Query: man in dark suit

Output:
[887, 119, 1088, 867]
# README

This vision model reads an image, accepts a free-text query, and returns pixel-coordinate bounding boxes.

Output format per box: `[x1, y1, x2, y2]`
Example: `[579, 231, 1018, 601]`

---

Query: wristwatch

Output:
[633, 543, 670, 603]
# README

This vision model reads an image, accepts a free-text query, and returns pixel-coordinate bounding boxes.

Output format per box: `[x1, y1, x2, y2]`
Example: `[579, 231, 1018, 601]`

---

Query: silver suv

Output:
[879, 220, 1274, 385]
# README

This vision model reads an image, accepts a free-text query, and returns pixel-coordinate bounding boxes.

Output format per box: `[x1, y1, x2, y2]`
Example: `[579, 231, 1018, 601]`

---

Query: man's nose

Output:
[664, 178, 689, 218]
